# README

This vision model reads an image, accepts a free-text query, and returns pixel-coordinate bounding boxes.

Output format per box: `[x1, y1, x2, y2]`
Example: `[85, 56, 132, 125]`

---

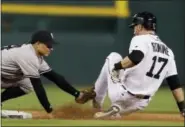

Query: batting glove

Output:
[111, 69, 121, 83]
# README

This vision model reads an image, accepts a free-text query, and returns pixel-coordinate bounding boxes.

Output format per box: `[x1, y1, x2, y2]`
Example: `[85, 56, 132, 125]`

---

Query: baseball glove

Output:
[75, 87, 96, 104]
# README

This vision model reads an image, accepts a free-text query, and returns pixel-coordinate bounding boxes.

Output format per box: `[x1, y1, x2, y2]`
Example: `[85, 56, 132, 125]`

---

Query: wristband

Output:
[74, 91, 80, 98]
[46, 105, 53, 113]
[177, 101, 184, 112]
[114, 62, 123, 70]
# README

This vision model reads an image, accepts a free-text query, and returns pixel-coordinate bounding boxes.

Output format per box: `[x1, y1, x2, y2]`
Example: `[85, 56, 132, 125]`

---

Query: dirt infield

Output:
[25, 104, 184, 122]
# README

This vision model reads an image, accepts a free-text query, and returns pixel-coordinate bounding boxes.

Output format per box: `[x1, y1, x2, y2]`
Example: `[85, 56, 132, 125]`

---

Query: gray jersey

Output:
[1, 44, 51, 82]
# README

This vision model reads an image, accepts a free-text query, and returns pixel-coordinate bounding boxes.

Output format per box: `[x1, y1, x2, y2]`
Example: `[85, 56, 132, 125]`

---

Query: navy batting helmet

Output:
[129, 11, 157, 31]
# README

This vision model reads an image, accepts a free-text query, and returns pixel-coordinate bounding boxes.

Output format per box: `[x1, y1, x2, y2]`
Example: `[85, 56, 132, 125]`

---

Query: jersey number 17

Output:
[146, 56, 168, 79]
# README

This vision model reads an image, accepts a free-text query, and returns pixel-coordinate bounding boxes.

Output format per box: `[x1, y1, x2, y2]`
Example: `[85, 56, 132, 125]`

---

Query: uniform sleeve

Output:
[165, 58, 178, 78]
[15, 56, 40, 78]
[39, 59, 52, 74]
[129, 36, 148, 55]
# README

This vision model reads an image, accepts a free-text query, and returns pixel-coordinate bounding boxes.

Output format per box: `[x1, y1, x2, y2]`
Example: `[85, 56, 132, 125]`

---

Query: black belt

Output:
[121, 85, 150, 99]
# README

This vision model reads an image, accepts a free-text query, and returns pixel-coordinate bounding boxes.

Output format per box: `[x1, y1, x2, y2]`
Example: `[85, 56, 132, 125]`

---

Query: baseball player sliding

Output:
[1, 30, 95, 118]
[92, 11, 184, 118]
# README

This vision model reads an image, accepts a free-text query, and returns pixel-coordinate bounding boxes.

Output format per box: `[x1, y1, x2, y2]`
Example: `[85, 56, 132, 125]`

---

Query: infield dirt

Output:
[24, 104, 184, 122]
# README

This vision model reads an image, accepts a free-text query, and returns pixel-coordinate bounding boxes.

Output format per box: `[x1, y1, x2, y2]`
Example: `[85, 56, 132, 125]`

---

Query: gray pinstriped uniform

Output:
[1, 44, 51, 93]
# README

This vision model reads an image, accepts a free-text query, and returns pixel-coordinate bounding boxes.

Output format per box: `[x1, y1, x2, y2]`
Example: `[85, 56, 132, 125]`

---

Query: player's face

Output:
[37, 43, 52, 56]
[133, 25, 142, 35]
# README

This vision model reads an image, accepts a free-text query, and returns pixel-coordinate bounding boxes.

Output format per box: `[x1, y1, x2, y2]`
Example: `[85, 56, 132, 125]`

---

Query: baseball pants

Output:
[94, 52, 150, 115]
[1, 78, 33, 94]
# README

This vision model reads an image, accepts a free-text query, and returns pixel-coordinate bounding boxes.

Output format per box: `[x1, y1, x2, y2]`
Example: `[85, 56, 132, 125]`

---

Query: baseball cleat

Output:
[110, 113, 122, 119]
[94, 106, 120, 119]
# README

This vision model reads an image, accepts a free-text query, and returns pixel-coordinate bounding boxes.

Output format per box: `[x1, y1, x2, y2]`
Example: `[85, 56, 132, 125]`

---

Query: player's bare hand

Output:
[75, 92, 84, 103]
[182, 113, 185, 117]
[111, 69, 121, 83]
[47, 113, 54, 119]
[181, 109, 185, 117]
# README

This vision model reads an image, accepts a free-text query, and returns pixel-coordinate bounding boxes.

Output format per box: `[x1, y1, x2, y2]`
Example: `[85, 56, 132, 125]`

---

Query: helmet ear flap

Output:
[144, 17, 157, 31]
[144, 18, 152, 29]
[152, 23, 157, 31]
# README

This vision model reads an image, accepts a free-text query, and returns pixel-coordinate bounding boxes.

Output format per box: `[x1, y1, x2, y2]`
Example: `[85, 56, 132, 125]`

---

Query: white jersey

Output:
[1, 44, 51, 82]
[123, 34, 177, 96]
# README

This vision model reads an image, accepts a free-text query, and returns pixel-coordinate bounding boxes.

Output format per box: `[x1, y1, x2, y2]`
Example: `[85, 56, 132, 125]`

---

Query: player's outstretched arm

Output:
[166, 75, 184, 117]
[30, 78, 53, 113]
[109, 50, 144, 82]
[42, 70, 80, 98]
[42, 70, 96, 104]
[172, 88, 184, 117]
[172, 87, 184, 117]
[114, 50, 144, 70]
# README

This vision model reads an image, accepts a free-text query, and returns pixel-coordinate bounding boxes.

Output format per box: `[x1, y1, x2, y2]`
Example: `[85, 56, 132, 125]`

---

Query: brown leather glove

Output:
[75, 87, 96, 104]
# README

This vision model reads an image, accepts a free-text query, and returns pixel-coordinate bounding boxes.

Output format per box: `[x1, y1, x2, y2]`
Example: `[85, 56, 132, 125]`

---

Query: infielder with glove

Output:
[91, 11, 184, 118]
[1, 30, 95, 118]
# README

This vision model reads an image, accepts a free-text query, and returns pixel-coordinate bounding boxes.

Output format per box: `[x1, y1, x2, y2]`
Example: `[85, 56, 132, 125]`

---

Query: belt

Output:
[121, 85, 150, 99]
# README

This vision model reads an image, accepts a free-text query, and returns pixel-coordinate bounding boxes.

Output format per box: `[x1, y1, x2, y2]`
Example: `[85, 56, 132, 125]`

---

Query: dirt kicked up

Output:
[24, 104, 184, 122]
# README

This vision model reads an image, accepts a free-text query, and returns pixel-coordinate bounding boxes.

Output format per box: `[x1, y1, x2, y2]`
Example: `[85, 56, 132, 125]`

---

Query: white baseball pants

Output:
[94, 52, 150, 115]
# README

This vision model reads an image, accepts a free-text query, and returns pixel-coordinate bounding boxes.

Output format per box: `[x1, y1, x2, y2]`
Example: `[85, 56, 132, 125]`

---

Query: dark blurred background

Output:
[2, 0, 185, 86]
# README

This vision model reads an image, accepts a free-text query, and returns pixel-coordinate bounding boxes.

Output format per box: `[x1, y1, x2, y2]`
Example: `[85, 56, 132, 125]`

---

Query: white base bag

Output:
[1, 110, 32, 119]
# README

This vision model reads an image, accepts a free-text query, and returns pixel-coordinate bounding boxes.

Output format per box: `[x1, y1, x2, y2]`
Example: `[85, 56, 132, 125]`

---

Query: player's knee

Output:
[107, 52, 122, 62]
[108, 52, 119, 57]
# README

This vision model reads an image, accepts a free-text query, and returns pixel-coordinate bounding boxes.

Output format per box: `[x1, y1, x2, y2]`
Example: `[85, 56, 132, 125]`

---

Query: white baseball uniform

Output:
[94, 34, 177, 115]
[1, 44, 51, 93]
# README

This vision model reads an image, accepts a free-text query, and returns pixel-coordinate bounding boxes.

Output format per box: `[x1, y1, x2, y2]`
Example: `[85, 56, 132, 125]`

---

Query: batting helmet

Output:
[129, 11, 157, 31]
